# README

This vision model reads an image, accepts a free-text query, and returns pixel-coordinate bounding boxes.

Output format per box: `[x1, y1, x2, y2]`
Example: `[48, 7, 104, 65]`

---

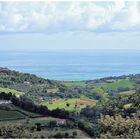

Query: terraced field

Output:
[0, 109, 25, 121]
[0, 104, 42, 121]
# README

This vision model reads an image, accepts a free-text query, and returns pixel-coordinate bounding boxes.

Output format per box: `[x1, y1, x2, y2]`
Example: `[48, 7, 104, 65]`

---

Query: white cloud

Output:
[0, 2, 140, 33]
[111, 2, 140, 31]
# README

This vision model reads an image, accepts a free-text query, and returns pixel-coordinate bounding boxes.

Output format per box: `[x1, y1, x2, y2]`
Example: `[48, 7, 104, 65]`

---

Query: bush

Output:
[64, 132, 69, 138]
[53, 132, 63, 138]
[72, 131, 77, 137]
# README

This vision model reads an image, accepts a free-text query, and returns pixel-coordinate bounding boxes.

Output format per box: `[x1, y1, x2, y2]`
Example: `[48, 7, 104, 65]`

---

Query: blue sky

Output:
[0, 2, 140, 50]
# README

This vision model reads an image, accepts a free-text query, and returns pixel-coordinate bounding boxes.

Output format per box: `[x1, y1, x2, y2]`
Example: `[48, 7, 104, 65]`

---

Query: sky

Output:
[0, 1, 140, 50]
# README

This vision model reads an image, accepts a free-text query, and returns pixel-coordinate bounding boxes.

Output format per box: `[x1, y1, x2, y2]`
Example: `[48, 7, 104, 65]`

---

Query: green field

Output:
[41, 98, 81, 111]
[61, 81, 87, 87]
[0, 87, 24, 96]
[0, 109, 25, 121]
[0, 116, 65, 127]
[0, 104, 42, 121]
[14, 106, 42, 118]
[118, 90, 136, 95]
[40, 98, 96, 111]
[96, 79, 133, 90]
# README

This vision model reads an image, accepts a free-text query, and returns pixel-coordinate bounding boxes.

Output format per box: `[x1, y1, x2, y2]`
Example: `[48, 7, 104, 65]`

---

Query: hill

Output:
[0, 68, 139, 111]
[0, 68, 140, 138]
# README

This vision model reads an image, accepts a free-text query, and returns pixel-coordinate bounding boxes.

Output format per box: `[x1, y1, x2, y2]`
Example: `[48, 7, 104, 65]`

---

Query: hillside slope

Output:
[0, 68, 139, 111]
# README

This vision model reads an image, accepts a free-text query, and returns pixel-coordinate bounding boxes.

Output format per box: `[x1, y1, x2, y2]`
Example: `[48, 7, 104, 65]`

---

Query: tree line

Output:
[0, 92, 74, 120]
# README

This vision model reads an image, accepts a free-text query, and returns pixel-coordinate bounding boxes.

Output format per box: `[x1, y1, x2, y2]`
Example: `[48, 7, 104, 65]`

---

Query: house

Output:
[0, 67, 9, 75]
[23, 81, 30, 85]
[0, 100, 11, 105]
[56, 119, 65, 125]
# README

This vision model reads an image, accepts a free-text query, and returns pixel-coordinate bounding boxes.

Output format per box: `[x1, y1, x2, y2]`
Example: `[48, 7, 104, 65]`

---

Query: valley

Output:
[0, 68, 140, 138]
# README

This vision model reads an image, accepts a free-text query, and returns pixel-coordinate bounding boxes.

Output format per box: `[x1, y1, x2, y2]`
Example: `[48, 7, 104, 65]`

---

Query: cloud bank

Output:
[0, 2, 140, 34]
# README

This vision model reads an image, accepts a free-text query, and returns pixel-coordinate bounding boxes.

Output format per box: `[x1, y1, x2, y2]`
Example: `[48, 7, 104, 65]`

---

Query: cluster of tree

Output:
[1, 68, 139, 103]
[98, 115, 140, 138]
[0, 68, 62, 92]
[79, 90, 140, 138]
[0, 92, 13, 100]
[80, 105, 103, 123]
[48, 131, 77, 138]
[1, 90, 140, 138]
[0, 69, 82, 101]
[0, 92, 74, 120]
[0, 122, 57, 138]
[78, 119, 102, 138]
[0, 123, 33, 138]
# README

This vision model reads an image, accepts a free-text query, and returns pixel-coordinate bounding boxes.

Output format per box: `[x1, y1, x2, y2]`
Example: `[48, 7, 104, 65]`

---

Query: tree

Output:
[72, 131, 77, 137]
[49, 120, 57, 128]
[99, 115, 140, 138]
[66, 103, 70, 107]
[64, 132, 69, 138]
[53, 132, 63, 138]
[0, 123, 32, 138]
[35, 123, 41, 131]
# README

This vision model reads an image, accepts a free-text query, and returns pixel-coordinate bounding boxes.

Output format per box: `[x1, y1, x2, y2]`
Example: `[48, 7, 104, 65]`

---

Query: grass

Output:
[0, 104, 42, 121]
[61, 81, 86, 87]
[47, 88, 59, 93]
[40, 98, 96, 111]
[23, 117, 65, 128]
[119, 90, 136, 95]
[124, 103, 132, 109]
[88, 87, 105, 94]
[96, 79, 133, 90]
[0, 87, 24, 96]
[0, 109, 25, 121]
[80, 94, 92, 100]
[0, 116, 65, 125]
[14, 106, 42, 118]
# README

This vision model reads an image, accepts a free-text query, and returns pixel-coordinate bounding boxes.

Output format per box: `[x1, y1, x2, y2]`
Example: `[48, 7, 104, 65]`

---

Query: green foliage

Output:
[0, 123, 32, 138]
[99, 115, 140, 138]
[0, 68, 140, 139]
[0, 103, 42, 121]
[79, 89, 140, 138]
[0, 109, 25, 121]
[0, 87, 24, 96]
[72, 131, 77, 137]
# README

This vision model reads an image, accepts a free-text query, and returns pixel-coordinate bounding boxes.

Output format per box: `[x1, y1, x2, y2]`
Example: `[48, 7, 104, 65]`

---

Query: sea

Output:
[0, 49, 140, 81]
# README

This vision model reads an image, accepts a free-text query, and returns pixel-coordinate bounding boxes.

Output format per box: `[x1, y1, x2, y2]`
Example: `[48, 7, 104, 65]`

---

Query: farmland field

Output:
[0, 116, 65, 126]
[40, 98, 96, 111]
[0, 87, 24, 96]
[118, 90, 136, 95]
[61, 81, 87, 87]
[0, 104, 42, 121]
[0, 109, 25, 121]
[96, 79, 133, 90]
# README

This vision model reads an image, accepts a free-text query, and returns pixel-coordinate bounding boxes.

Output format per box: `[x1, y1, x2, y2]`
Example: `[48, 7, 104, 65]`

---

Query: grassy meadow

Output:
[0, 87, 24, 96]
[40, 98, 96, 111]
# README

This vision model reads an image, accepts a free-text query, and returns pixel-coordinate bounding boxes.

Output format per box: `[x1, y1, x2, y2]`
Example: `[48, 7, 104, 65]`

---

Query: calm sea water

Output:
[0, 50, 140, 81]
